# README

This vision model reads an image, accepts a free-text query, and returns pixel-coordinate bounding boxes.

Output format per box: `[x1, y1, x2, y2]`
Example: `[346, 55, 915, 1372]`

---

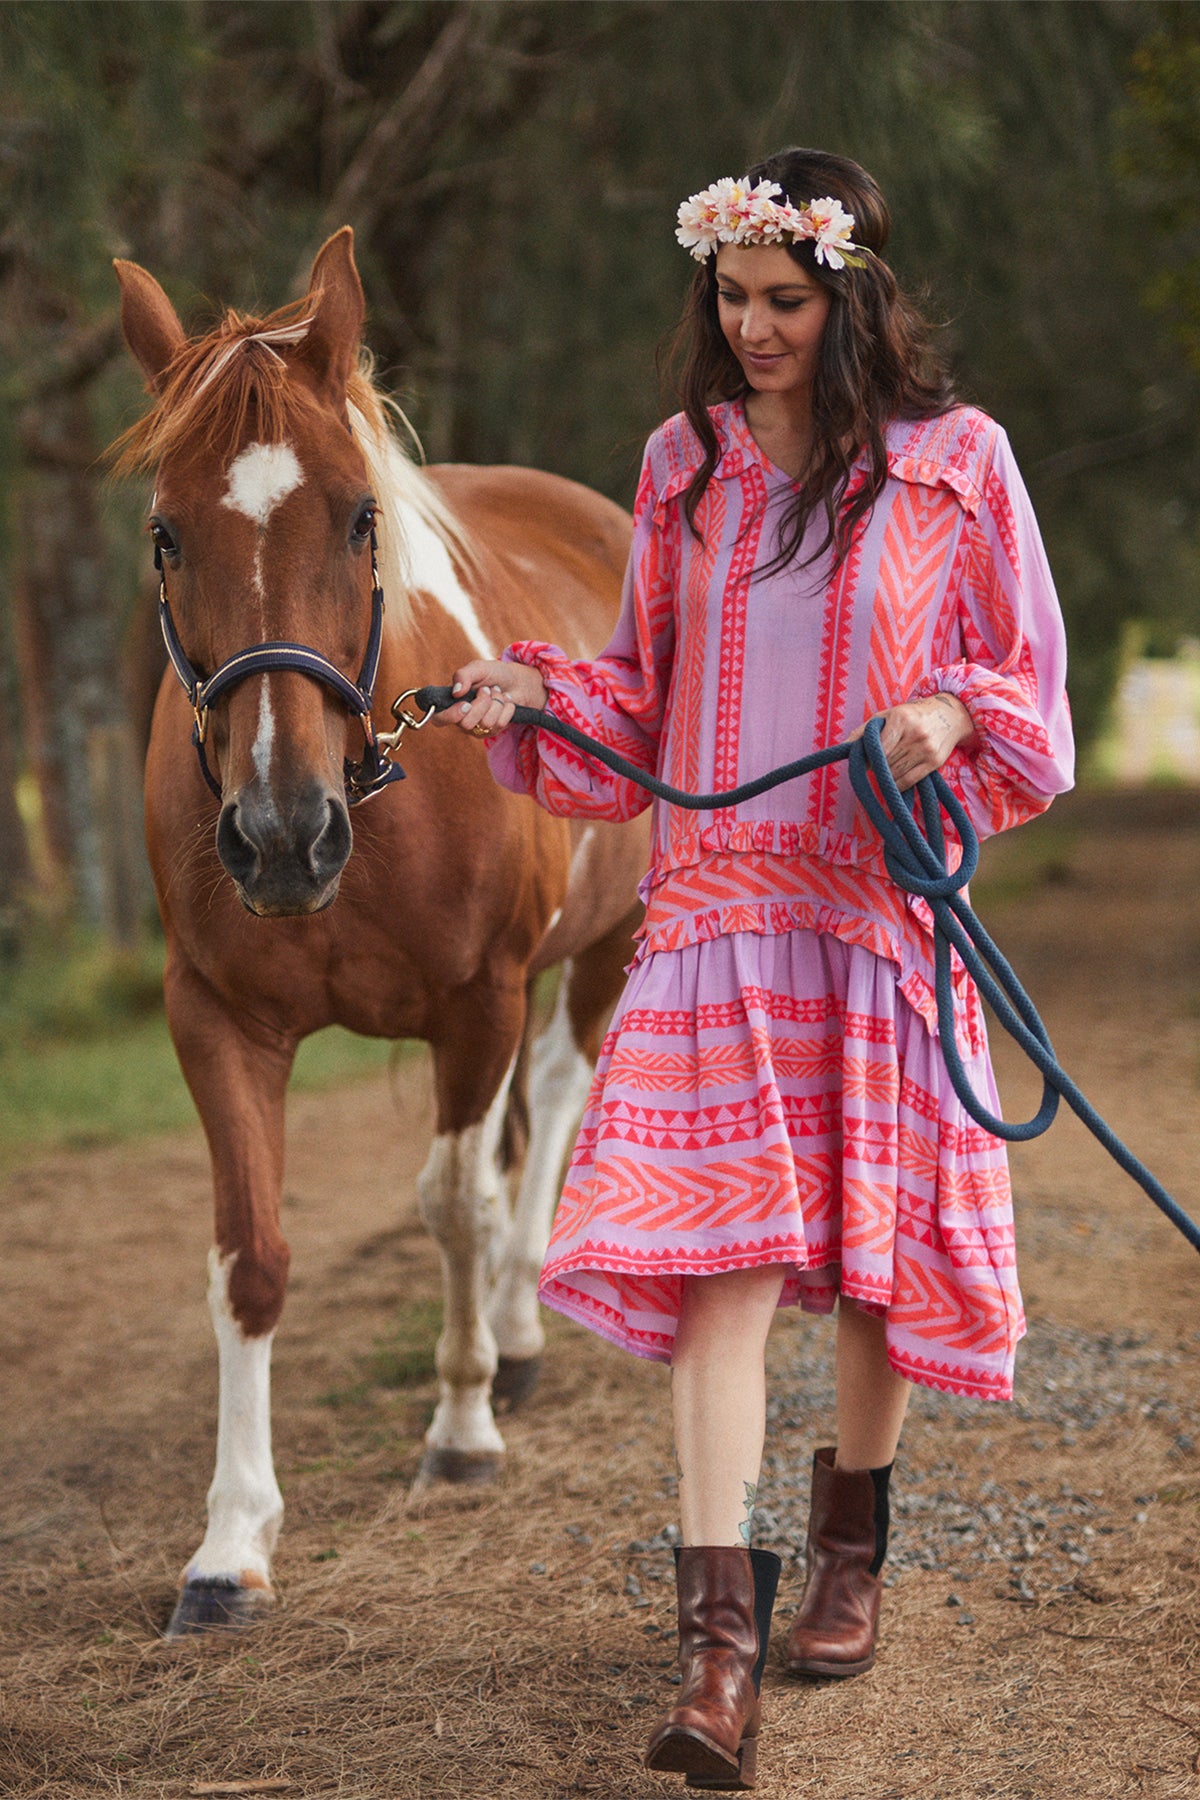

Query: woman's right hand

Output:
[430, 657, 548, 737]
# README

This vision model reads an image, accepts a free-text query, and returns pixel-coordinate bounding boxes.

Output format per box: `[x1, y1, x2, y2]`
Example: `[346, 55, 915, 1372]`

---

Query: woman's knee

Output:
[678, 1265, 787, 1334]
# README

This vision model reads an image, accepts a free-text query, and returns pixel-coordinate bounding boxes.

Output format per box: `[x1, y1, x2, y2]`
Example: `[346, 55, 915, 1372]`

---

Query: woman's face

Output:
[714, 243, 832, 398]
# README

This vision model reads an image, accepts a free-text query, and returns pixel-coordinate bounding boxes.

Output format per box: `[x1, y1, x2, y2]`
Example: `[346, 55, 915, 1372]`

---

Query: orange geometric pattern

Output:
[539, 928, 1026, 1402]
[865, 484, 961, 714]
[484, 398, 1072, 1403]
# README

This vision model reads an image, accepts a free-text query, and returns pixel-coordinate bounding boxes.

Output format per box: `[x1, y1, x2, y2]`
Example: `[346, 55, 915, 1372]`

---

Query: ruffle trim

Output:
[538, 1272, 1020, 1397]
[647, 403, 992, 520]
[642, 814, 947, 882]
[629, 887, 985, 1058]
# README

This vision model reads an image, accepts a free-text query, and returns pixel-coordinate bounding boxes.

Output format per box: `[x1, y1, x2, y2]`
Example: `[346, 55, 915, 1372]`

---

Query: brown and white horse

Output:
[112, 229, 646, 1637]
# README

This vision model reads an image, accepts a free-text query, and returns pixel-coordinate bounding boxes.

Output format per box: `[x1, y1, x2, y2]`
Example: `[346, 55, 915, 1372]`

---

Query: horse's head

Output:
[115, 230, 385, 917]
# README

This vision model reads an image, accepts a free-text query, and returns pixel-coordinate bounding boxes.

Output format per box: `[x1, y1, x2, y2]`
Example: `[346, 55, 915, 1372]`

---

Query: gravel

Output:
[620, 1311, 1200, 1601]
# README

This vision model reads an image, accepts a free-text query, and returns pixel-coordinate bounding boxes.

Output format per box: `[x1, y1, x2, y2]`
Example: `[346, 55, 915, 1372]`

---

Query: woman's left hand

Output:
[847, 693, 978, 791]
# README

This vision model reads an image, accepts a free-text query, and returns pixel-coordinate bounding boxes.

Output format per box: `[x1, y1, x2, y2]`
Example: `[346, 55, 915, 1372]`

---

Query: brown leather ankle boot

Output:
[645, 1545, 772, 1790]
[785, 1446, 887, 1678]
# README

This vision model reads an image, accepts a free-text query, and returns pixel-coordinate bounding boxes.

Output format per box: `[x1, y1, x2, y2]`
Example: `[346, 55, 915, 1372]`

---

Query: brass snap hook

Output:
[375, 687, 437, 755]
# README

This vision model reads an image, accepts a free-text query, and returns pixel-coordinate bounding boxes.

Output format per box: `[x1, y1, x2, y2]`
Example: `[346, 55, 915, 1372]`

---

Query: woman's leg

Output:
[785, 1297, 911, 1679]
[646, 1266, 787, 1785]
[671, 1265, 788, 1544]
[834, 1296, 910, 1469]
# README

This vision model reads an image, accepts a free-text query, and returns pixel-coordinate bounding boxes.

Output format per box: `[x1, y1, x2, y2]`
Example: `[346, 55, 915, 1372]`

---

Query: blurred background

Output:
[0, 0, 1197, 1150]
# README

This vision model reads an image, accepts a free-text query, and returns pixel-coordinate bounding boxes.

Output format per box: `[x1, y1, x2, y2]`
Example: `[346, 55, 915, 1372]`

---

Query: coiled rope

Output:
[415, 685, 1200, 1255]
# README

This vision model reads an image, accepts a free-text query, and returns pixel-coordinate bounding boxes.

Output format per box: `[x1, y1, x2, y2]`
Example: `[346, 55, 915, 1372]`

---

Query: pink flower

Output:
[805, 197, 860, 270]
[676, 177, 865, 268]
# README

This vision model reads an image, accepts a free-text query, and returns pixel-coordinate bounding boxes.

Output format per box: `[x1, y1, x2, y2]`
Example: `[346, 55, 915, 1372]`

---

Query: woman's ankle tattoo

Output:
[739, 1480, 758, 1546]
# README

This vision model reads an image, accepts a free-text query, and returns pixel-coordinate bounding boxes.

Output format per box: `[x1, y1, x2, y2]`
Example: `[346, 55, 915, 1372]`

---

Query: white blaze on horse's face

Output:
[221, 441, 305, 528]
[253, 680, 276, 790]
[218, 441, 305, 792]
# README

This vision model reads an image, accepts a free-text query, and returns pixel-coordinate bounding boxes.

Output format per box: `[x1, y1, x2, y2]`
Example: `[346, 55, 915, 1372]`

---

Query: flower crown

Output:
[676, 177, 866, 271]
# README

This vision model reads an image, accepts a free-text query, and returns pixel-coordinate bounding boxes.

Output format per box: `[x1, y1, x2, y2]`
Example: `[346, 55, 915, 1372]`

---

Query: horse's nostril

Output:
[216, 800, 258, 885]
[216, 785, 350, 908]
[308, 797, 352, 881]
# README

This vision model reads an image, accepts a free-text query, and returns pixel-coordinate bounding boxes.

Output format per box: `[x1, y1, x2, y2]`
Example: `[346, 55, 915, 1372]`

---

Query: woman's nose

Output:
[740, 305, 773, 345]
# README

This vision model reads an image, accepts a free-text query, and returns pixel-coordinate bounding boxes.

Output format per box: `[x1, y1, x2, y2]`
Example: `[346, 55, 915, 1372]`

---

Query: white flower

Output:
[675, 177, 864, 267]
[805, 196, 860, 270]
[677, 177, 784, 259]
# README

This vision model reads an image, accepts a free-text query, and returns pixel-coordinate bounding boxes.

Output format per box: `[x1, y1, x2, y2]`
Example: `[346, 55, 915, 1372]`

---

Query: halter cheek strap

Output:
[155, 530, 406, 805]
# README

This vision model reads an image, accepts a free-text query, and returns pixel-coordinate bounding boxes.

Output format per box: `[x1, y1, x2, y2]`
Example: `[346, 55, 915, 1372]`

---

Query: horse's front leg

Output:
[163, 954, 296, 1637]
[414, 986, 525, 1490]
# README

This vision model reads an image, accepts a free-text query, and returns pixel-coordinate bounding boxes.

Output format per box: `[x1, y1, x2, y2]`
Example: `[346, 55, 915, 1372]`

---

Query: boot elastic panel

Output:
[868, 1462, 893, 1578]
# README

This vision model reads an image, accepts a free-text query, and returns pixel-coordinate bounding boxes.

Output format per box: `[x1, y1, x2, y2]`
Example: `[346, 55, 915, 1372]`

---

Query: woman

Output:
[437, 147, 1073, 1790]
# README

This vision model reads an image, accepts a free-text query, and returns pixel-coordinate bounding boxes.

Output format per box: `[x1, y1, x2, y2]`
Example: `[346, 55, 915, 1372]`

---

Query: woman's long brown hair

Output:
[667, 147, 957, 574]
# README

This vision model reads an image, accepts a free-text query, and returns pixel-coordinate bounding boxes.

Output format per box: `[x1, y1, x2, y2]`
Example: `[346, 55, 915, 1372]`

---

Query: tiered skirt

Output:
[538, 929, 1024, 1400]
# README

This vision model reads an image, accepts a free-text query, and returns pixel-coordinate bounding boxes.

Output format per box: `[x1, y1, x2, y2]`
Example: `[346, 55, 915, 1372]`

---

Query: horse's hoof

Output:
[164, 1578, 275, 1640]
[409, 1446, 504, 1499]
[492, 1353, 543, 1410]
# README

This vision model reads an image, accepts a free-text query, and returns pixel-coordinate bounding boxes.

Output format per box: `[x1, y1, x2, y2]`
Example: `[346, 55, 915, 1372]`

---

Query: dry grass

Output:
[3, 787, 1200, 1798]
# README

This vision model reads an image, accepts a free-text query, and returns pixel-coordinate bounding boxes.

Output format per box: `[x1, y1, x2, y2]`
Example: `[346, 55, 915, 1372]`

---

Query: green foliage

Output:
[368, 1301, 443, 1388]
[0, 922, 396, 1170]
[1118, 8, 1200, 373]
[0, 915, 165, 1045]
[3, 0, 1200, 910]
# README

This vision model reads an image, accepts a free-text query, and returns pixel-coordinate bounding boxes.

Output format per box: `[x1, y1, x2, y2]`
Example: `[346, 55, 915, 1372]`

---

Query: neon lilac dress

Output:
[488, 400, 1074, 1400]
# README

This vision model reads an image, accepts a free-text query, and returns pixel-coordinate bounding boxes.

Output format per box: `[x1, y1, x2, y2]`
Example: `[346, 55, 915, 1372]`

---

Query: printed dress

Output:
[487, 400, 1074, 1401]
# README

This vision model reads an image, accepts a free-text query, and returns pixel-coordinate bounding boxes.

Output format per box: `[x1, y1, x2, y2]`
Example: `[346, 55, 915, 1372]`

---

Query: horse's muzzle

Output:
[216, 781, 353, 916]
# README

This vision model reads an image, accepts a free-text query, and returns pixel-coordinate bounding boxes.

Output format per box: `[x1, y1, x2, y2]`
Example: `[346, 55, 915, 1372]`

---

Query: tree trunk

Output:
[0, 664, 34, 957]
[13, 390, 139, 933]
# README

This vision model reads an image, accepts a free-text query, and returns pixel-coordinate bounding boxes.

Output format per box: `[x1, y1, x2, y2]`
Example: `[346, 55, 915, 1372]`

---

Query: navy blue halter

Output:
[155, 529, 406, 804]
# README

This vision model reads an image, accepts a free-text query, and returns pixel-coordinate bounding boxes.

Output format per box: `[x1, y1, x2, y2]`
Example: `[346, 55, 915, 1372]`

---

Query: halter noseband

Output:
[155, 529, 407, 805]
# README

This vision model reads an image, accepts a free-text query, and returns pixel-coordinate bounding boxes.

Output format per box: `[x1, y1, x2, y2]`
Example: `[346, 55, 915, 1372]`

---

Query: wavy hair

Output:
[667, 147, 957, 573]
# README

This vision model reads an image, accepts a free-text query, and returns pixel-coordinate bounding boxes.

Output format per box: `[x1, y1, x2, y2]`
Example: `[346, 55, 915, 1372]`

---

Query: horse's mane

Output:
[111, 296, 479, 611]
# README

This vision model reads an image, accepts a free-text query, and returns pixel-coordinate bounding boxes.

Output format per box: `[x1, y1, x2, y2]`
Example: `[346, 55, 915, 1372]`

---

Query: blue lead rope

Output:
[415, 686, 1200, 1255]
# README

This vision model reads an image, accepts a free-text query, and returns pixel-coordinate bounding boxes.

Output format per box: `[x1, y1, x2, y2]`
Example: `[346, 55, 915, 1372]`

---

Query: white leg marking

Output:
[490, 964, 594, 1362]
[417, 1068, 515, 1458]
[221, 442, 304, 527]
[183, 1248, 283, 1589]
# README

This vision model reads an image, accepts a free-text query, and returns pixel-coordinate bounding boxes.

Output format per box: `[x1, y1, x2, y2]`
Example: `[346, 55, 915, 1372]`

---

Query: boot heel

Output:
[686, 1732, 757, 1792]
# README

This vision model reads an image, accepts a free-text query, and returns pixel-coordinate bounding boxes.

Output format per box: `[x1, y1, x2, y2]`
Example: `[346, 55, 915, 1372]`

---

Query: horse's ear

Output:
[300, 227, 365, 402]
[114, 260, 187, 394]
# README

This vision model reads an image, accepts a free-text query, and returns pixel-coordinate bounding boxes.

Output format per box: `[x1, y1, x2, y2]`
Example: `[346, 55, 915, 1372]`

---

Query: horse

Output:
[111, 228, 647, 1638]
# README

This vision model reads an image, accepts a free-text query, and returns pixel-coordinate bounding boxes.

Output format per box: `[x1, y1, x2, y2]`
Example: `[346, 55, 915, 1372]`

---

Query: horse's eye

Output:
[150, 519, 178, 560]
[351, 503, 378, 545]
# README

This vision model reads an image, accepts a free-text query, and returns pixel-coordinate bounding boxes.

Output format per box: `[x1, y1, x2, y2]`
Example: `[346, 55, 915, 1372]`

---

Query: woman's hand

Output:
[848, 693, 978, 791]
[430, 658, 548, 738]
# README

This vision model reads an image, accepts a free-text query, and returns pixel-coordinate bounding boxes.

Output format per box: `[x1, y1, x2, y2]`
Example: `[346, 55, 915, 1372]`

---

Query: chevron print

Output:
[670, 480, 722, 802]
[889, 1249, 1014, 1356]
[840, 1175, 899, 1257]
[508, 399, 1072, 1407]
[809, 527, 865, 830]
[842, 1053, 900, 1105]
[866, 486, 960, 714]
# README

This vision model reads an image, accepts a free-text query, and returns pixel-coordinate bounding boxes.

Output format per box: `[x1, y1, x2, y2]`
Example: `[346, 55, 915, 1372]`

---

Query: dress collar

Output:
[656, 401, 984, 518]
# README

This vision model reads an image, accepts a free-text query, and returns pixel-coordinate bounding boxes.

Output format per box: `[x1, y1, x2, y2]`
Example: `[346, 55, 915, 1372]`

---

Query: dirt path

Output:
[2, 789, 1199, 1800]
